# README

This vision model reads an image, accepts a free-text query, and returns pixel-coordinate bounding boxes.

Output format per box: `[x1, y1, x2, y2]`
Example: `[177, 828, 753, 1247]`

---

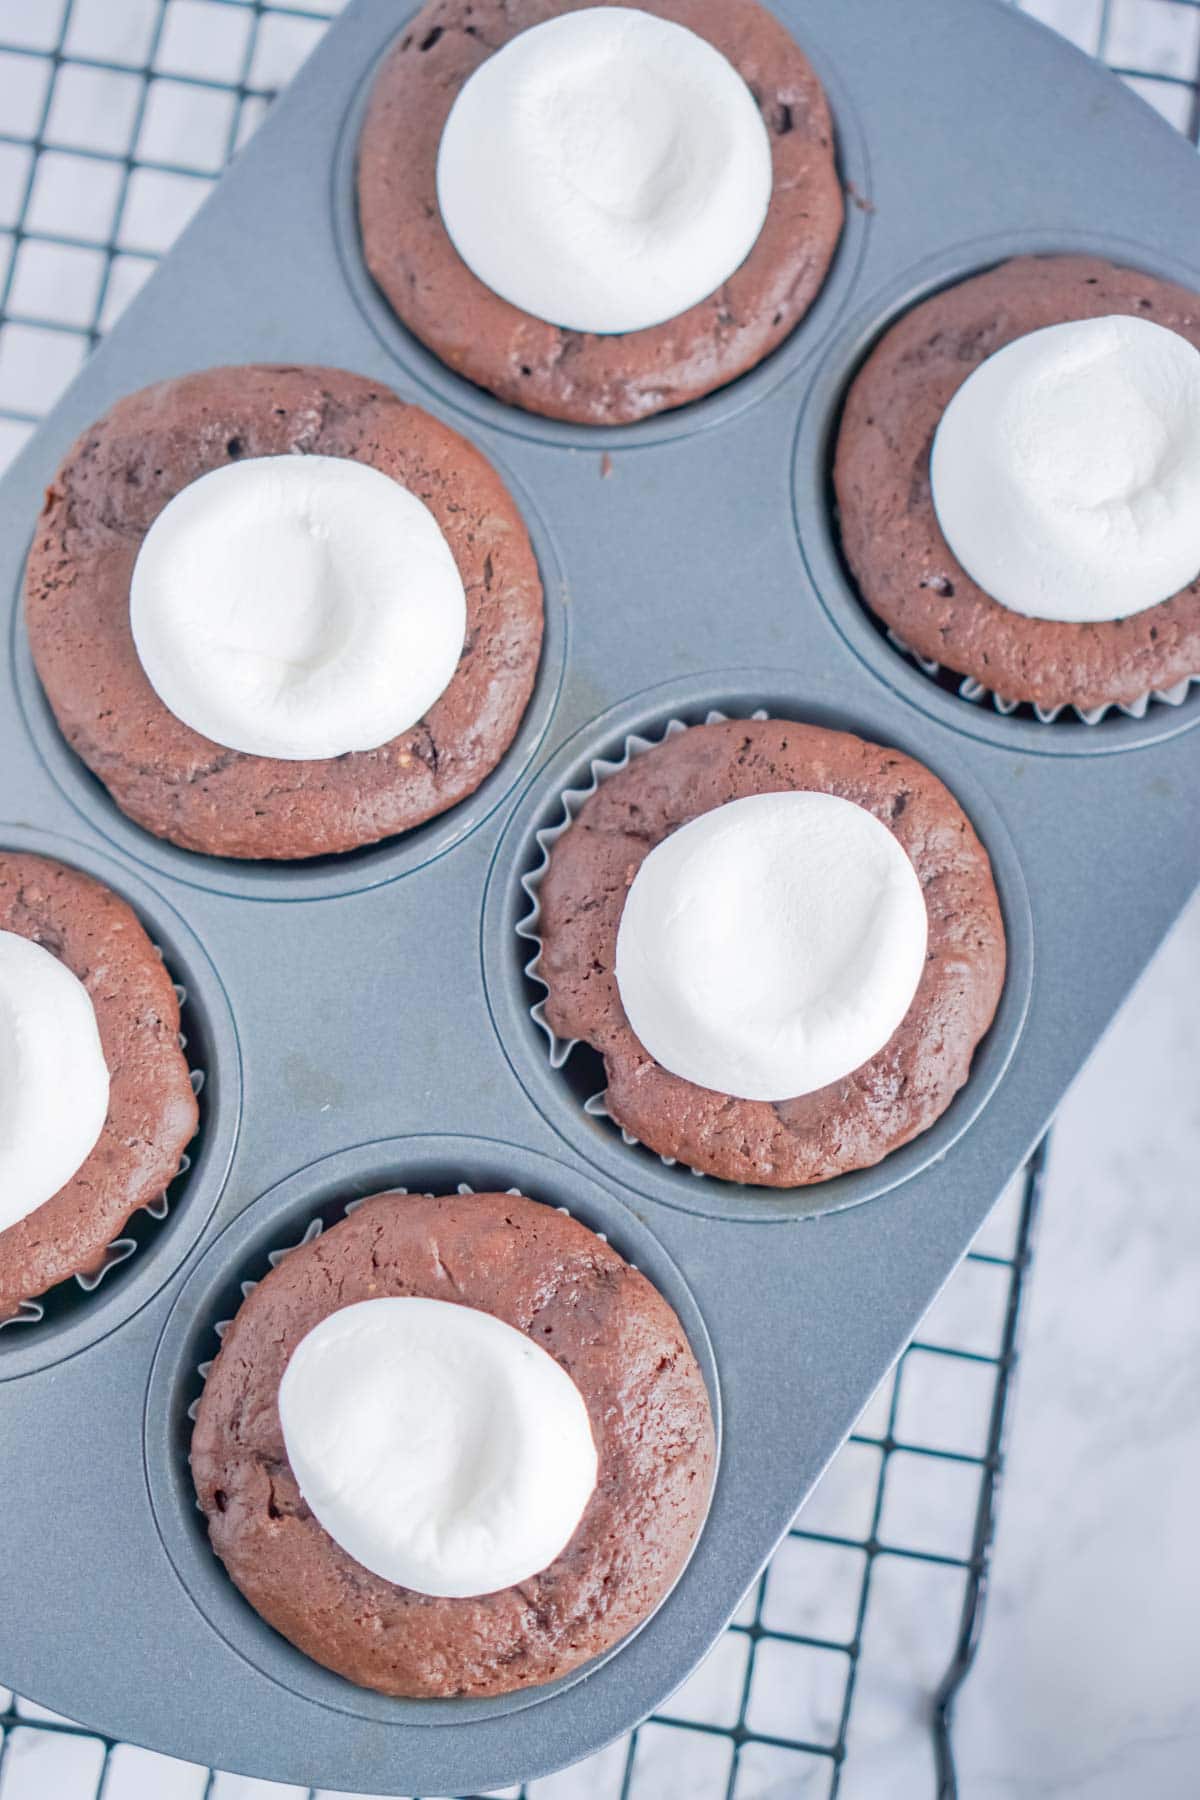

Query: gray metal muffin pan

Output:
[1, 0, 1198, 1792]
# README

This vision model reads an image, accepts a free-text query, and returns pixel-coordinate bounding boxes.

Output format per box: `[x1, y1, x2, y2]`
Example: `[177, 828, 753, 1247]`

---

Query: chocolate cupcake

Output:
[0, 852, 198, 1318]
[834, 256, 1200, 717]
[25, 365, 544, 859]
[191, 1189, 714, 1699]
[533, 719, 1006, 1187]
[357, 0, 844, 425]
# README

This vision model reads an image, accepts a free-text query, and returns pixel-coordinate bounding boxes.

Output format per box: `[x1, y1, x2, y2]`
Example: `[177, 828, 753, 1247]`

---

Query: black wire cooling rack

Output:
[0, 2, 1195, 1795]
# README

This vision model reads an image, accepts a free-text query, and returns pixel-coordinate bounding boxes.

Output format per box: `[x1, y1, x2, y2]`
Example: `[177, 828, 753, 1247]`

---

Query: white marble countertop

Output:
[954, 891, 1200, 1800]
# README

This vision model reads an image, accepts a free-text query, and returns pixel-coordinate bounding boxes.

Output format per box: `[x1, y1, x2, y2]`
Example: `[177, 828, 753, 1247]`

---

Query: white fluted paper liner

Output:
[187, 1184, 623, 1466]
[885, 628, 1198, 725]
[0, 966, 204, 1332]
[518, 707, 771, 1181]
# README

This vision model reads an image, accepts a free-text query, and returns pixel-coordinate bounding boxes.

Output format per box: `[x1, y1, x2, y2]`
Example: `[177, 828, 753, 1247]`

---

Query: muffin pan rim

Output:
[480, 669, 1035, 1224]
[792, 225, 1200, 757]
[143, 1132, 721, 1728]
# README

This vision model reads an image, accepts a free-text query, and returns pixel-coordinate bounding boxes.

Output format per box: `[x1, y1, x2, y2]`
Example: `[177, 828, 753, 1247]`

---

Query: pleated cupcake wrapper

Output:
[885, 628, 1199, 726]
[517, 708, 771, 1182]
[0, 962, 204, 1332]
[186, 1186, 621, 1508]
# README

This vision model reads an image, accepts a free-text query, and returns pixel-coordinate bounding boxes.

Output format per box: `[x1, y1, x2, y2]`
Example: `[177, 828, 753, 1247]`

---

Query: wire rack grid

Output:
[0, 1, 1195, 1796]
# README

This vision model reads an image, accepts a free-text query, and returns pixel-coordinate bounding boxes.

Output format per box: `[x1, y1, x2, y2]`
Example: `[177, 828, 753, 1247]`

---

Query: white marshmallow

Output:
[0, 930, 110, 1231]
[614, 791, 928, 1103]
[931, 314, 1200, 623]
[130, 455, 466, 761]
[436, 6, 773, 335]
[278, 1296, 598, 1598]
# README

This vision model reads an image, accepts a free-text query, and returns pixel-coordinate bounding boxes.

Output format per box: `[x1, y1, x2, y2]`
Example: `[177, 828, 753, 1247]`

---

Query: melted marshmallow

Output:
[436, 6, 773, 335]
[278, 1297, 598, 1598]
[614, 792, 928, 1103]
[931, 314, 1200, 623]
[130, 455, 466, 761]
[0, 930, 109, 1232]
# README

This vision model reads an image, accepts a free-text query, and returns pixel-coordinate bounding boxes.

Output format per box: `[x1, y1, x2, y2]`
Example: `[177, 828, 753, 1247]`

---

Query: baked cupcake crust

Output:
[357, 0, 844, 425]
[536, 719, 1006, 1187]
[25, 364, 544, 859]
[191, 1190, 714, 1699]
[0, 852, 198, 1316]
[834, 255, 1200, 713]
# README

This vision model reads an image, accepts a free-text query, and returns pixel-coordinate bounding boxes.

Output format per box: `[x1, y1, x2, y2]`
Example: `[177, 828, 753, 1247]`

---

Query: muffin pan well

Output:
[145, 1136, 718, 1728]
[330, 9, 874, 451]
[0, 0, 1198, 1793]
[793, 227, 1200, 756]
[0, 825, 240, 1383]
[481, 673, 1034, 1225]
[10, 462, 569, 903]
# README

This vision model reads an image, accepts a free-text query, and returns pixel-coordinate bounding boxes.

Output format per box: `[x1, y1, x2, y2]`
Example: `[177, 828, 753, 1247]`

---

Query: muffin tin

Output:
[1, 0, 1198, 1792]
